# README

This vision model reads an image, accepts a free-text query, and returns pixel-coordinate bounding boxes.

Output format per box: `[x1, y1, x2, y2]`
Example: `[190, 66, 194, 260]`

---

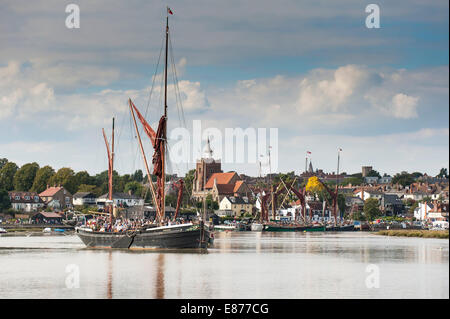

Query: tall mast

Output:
[102, 118, 114, 225]
[110, 117, 114, 224]
[336, 148, 341, 224]
[161, 9, 169, 223]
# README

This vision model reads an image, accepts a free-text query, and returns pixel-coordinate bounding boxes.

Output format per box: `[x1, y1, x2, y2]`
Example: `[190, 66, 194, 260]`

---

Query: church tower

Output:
[193, 137, 222, 194]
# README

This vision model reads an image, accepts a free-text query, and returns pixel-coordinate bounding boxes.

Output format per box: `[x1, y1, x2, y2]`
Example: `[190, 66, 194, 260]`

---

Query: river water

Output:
[0, 232, 448, 299]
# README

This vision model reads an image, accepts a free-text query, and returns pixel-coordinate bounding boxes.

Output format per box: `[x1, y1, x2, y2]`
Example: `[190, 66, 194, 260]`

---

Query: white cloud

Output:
[0, 59, 208, 129]
[297, 65, 369, 114]
[391, 93, 419, 119]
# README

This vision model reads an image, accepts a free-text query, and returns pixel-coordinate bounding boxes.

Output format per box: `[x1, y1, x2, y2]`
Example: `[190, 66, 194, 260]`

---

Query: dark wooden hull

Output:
[326, 225, 355, 232]
[76, 225, 213, 249]
[263, 225, 304, 232]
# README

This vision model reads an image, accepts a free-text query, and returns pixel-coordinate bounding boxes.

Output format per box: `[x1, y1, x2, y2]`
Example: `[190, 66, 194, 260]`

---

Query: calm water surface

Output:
[0, 232, 448, 298]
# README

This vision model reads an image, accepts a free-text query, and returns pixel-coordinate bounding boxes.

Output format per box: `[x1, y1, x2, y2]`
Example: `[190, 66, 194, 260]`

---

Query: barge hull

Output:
[76, 226, 212, 249]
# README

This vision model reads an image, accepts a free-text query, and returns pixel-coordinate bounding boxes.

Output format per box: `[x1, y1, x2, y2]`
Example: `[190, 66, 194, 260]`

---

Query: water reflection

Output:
[0, 232, 448, 298]
[155, 254, 165, 299]
[107, 251, 112, 299]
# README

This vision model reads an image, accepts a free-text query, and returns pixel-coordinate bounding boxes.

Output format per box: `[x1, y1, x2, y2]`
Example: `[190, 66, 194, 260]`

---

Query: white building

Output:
[8, 192, 45, 212]
[73, 192, 97, 206]
[414, 202, 449, 221]
[97, 192, 144, 208]
[354, 190, 383, 201]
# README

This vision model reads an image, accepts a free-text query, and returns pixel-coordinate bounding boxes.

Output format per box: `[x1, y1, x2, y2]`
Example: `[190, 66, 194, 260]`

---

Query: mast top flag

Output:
[167, 7, 173, 15]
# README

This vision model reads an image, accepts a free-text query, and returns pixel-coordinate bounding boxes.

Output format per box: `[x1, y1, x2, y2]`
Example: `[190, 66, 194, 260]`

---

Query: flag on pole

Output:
[307, 151, 311, 154]
[167, 7, 173, 15]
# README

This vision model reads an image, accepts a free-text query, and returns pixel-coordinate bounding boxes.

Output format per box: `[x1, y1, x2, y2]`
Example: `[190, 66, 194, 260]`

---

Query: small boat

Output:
[0, 227, 7, 234]
[54, 228, 66, 232]
[42, 227, 52, 233]
[214, 225, 236, 231]
[250, 223, 263, 232]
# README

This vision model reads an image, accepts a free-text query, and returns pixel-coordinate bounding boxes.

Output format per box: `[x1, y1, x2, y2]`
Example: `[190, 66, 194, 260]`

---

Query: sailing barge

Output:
[76, 8, 213, 249]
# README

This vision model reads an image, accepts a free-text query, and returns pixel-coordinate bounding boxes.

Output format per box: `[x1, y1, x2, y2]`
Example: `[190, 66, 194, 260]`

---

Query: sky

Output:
[0, 0, 448, 178]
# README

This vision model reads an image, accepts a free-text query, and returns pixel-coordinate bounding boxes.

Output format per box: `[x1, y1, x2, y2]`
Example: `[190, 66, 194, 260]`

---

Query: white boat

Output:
[42, 227, 52, 233]
[214, 225, 236, 231]
[0, 227, 7, 234]
[251, 223, 263, 232]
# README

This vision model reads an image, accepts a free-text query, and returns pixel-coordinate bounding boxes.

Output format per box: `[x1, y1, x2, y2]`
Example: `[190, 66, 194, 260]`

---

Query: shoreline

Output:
[376, 229, 449, 239]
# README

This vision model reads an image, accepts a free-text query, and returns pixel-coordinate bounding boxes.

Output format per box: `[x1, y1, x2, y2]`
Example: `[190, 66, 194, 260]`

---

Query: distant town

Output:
[1, 140, 448, 228]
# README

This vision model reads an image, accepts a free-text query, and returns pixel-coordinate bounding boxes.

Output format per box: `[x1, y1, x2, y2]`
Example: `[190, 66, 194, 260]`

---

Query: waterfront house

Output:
[218, 196, 253, 217]
[31, 211, 63, 224]
[73, 192, 97, 206]
[345, 196, 364, 214]
[8, 191, 45, 212]
[278, 206, 299, 221]
[306, 201, 332, 222]
[414, 201, 449, 222]
[380, 194, 405, 216]
[96, 192, 144, 209]
[39, 186, 73, 209]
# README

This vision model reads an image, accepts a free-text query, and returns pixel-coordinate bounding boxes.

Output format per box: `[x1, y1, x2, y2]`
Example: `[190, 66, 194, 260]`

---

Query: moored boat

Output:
[304, 225, 325, 232]
[326, 224, 355, 231]
[263, 223, 306, 232]
[250, 223, 263, 232]
[76, 223, 212, 249]
[75, 8, 213, 250]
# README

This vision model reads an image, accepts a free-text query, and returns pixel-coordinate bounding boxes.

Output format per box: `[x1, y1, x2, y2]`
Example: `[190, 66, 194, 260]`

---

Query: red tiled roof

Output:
[216, 184, 235, 194]
[233, 180, 244, 193]
[39, 187, 63, 197]
[205, 172, 238, 189]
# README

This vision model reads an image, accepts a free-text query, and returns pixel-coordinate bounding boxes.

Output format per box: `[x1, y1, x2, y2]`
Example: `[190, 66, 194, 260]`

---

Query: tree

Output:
[0, 162, 18, 191]
[74, 171, 93, 188]
[392, 172, 414, 187]
[341, 176, 363, 186]
[31, 165, 55, 193]
[165, 194, 177, 207]
[408, 202, 419, 215]
[367, 170, 381, 178]
[411, 172, 423, 179]
[132, 170, 144, 182]
[305, 176, 324, 193]
[124, 181, 143, 197]
[205, 194, 219, 210]
[0, 158, 8, 170]
[337, 193, 346, 216]
[364, 198, 381, 221]
[48, 167, 77, 194]
[437, 168, 448, 178]
[13, 162, 40, 191]
[0, 188, 11, 212]
[182, 169, 196, 206]
[77, 184, 101, 197]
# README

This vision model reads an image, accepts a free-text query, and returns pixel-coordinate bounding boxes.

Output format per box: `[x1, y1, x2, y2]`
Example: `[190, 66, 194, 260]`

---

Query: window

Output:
[15, 196, 20, 200]
[34, 196, 39, 202]
[25, 196, 30, 200]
